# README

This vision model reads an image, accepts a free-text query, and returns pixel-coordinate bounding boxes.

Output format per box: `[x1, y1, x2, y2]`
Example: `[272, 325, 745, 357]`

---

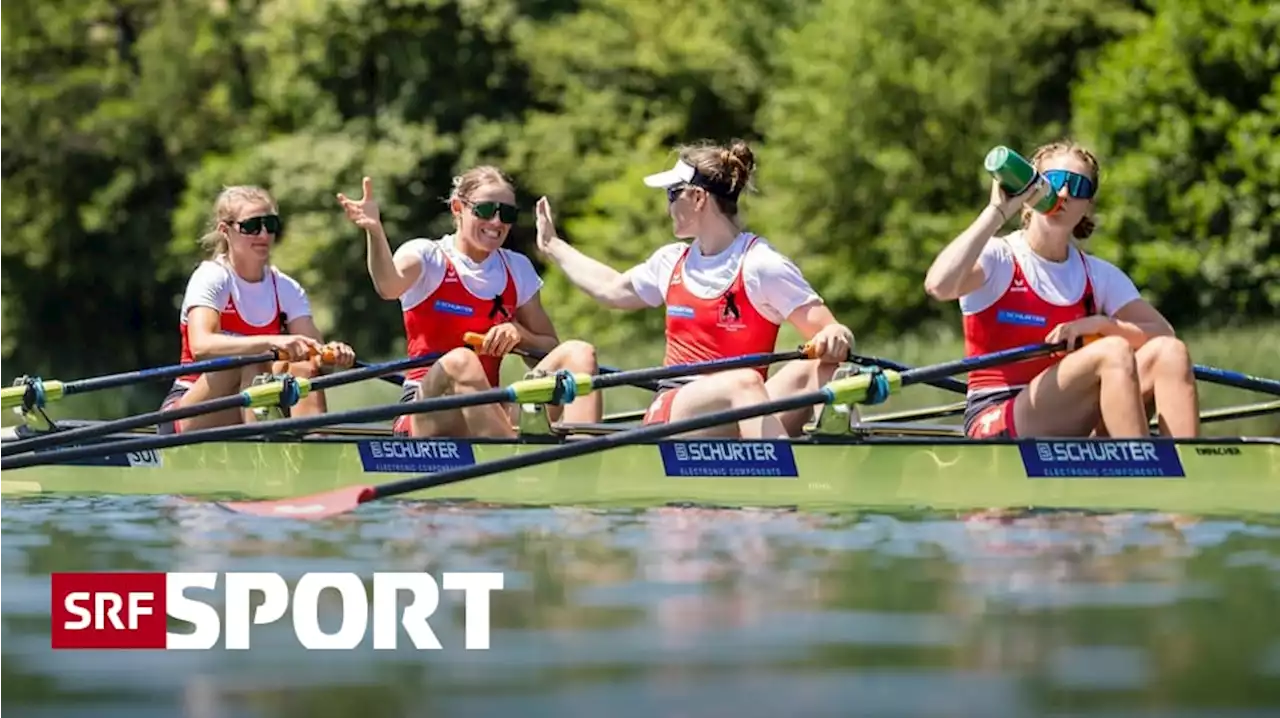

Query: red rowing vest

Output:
[662, 236, 781, 377]
[963, 243, 1096, 393]
[177, 268, 285, 385]
[402, 252, 518, 386]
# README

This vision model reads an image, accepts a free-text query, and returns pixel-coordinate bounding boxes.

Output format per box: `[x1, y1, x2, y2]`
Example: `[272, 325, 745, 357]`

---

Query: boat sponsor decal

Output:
[1194, 446, 1241, 456]
[1020, 439, 1185, 478]
[48, 450, 163, 468]
[357, 439, 476, 473]
[666, 305, 696, 319]
[659, 440, 798, 478]
[997, 309, 1047, 327]
[432, 299, 475, 317]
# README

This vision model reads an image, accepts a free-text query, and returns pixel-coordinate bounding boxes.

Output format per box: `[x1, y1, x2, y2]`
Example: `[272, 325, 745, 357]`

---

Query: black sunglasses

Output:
[468, 201, 519, 225]
[235, 214, 282, 235]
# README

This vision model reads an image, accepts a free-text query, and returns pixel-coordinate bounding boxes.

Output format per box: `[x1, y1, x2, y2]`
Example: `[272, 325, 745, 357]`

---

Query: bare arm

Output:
[186, 307, 281, 359]
[926, 179, 1048, 301]
[542, 237, 650, 310]
[365, 225, 423, 300]
[512, 293, 562, 368]
[923, 206, 1004, 301]
[787, 301, 850, 341]
[1108, 299, 1176, 348]
[338, 177, 421, 300]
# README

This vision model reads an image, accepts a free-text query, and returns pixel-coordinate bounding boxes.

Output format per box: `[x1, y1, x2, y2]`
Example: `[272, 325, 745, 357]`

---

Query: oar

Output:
[0, 347, 817, 471]
[461, 332, 663, 393]
[0, 353, 442, 459]
[354, 360, 406, 387]
[1, 351, 290, 411]
[847, 353, 968, 394]
[853, 352, 1278, 397]
[1192, 366, 1280, 396]
[218, 340, 1067, 518]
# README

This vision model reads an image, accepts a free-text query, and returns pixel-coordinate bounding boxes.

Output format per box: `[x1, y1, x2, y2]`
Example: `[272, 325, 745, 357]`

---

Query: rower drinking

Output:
[161, 185, 356, 433]
[923, 139, 1200, 438]
[338, 167, 600, 437]
[534, 140, 855, 439]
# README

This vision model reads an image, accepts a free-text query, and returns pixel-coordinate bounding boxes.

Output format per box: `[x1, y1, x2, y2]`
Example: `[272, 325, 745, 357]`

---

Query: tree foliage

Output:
[2, 0, 1275, 409]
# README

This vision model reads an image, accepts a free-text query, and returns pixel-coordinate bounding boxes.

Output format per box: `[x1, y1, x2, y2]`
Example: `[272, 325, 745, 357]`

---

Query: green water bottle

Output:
[984, 146, 1060, 214]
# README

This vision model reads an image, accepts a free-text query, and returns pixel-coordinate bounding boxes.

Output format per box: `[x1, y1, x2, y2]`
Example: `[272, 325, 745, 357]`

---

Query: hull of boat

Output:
[2, 435, 1277, 515]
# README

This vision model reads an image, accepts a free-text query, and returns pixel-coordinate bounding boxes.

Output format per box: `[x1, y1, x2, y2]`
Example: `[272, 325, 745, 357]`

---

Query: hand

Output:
[479, 323, 522, 357]
[269, 335, 325, 362]
[337, 177, 382, 232]
[534, 196, 560, 256]
[807, 323, 854, 364]
[319, 341, 356, 369]
[1044, 316, 1112, 351]
[988, 178, 1048, 223]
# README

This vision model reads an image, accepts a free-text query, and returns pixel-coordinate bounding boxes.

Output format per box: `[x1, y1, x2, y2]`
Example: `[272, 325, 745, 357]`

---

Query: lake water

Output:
[3, 499, 1280, 717]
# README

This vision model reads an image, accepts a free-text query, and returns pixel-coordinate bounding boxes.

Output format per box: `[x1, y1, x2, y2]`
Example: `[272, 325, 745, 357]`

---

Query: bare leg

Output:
[763, 358, 840, 436]
[1135, 336, 1200, 437]
[409, 348, 513, 438]
[665, 369, 788, 439]
[1014, 336, 1148, 438]
[174, 363, 269, 432]
[528, 340, 602, 424]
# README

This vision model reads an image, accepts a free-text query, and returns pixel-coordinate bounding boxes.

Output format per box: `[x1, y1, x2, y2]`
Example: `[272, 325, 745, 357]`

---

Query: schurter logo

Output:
[1194, 446, 1242, 456]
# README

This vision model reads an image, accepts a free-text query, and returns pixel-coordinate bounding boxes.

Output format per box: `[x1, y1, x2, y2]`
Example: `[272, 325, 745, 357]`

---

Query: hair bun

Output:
[724, 140, 756, 192]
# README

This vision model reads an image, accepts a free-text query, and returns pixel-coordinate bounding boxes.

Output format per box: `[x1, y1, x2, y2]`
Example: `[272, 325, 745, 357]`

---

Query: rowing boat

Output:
[3, 419, 1276, 516]
[4, 342, 1276, 517]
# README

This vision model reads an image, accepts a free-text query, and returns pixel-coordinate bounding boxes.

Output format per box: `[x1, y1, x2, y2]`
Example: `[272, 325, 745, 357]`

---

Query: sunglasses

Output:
[1043, 170, 1097, 200]
[468, 201, 519, 224]
[235, 214, 282, 235]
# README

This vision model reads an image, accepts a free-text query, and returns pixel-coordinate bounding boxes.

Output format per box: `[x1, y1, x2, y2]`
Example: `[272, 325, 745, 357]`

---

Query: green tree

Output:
[1071, 0, 1280, 324]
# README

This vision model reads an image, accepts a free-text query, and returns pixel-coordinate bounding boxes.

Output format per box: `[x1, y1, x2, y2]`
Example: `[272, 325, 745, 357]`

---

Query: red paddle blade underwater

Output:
[216, 485, 376, 518]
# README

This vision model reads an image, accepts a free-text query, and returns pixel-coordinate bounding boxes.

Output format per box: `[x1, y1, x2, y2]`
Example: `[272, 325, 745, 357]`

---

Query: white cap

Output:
[642, 159, 698, 188]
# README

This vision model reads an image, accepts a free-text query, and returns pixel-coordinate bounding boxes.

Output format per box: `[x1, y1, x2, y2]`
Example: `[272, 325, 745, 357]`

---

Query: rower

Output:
[161, 185, 356, 433]
[923, 139, 1200, 438]
[534, 140, 856, 439]
[338, 168, 600, 437]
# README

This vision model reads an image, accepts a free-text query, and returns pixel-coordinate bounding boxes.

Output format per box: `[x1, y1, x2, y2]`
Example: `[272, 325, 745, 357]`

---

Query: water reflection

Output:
[3, 498, 1279, 717]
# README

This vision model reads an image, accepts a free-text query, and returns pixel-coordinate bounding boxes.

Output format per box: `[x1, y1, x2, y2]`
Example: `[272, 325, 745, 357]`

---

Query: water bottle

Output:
[984, 146, 1061, 214]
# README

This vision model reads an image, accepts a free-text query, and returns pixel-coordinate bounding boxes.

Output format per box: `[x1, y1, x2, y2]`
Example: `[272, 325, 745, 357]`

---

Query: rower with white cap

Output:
[534, 139, 856, 440]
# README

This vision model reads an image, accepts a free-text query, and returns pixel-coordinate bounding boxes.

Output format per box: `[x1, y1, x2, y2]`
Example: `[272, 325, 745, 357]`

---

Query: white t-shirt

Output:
[394, 235, 543, 311]
[180, 258, 311, 327]
[960, 230, 1142, 317]
[625, 233, 822, 324]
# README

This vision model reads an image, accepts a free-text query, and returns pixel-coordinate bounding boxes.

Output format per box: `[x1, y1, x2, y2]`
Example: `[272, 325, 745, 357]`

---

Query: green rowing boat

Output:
[3, 424, 1276, 516]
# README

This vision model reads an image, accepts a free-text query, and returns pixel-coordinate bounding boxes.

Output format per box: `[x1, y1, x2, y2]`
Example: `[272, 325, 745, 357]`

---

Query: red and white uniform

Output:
[625, 233, 822, 424]
[960, 231, 1142, 438]
[173, 259, 312, 387]
[390, 235, 543, 434]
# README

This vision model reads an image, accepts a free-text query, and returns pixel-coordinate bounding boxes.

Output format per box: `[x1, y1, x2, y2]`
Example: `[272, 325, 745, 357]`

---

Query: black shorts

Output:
[962, 388, 1021, 439]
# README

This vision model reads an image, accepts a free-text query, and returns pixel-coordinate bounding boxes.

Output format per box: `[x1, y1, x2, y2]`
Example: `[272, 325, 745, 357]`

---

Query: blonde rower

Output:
[923, 140, 1199, 438]
[161, 186, 355, 433]
[338, 167, 599, 437]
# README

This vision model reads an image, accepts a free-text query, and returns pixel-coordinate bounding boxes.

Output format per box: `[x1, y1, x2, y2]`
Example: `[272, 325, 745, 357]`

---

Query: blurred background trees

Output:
[3, 0, 1276, 417]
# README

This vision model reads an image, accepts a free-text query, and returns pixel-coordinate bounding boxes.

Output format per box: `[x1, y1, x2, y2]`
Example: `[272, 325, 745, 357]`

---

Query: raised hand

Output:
[534, 196, 558, 255]
[337, 177, 382, 231]
[989, 177, 1049, 223]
